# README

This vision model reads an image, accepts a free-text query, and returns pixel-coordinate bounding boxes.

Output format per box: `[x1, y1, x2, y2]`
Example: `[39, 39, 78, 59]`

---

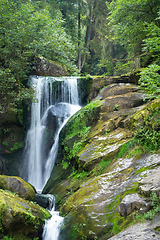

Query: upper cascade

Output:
[23, 76, 81, 191]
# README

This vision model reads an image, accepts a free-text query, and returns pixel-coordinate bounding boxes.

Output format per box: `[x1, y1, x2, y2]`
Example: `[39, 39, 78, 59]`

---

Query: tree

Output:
[139, 12, 160, 99]
[0, 0, 76, 119]
[108, 0, 160, 64]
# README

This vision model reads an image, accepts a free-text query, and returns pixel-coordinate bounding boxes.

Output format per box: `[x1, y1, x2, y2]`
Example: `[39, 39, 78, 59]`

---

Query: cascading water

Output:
[23, 75, 81, 239]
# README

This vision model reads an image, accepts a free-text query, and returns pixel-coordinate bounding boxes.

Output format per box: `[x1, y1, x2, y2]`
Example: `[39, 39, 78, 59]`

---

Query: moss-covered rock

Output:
[0, 189, 51, 240]
[0, 175, 36, 201]
[34, 56, 67, 77]
[88, 71, 141, 101]
[59, 153, 160, 240]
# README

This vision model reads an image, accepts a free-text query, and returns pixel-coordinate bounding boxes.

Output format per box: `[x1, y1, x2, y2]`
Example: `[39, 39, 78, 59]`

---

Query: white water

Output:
[42, 195, 64, 240]
[23, 76, 81, 240]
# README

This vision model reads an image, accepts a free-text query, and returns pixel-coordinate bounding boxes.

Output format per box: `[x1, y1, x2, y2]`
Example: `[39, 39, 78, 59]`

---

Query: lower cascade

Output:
[42, 195, 64, 240]
[23, 76, 81, 239]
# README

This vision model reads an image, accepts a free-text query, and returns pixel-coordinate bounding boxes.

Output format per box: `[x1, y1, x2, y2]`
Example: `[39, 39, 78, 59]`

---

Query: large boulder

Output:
[0, 189, 51, 240]
[34, 56, 67, 77]
[0, 175, 36, 200]
[88, 71, 141, 101]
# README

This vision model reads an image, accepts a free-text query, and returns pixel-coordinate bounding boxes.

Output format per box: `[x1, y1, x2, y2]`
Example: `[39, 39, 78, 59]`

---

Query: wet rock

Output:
[138, 167, 160, 196]
[0, 189, 51, 239]
[97, 83, 138, 100]
[35, 193, 54, 209]
[88, 72, 140, 101]
[88, 76, 107, 100]
[35, 56, 67, 77]
[0, 175, 36, 200]
[119, 193, 151, 216]
[59, 153, 160, 239]
[101, 92, 144, 113]
[78, 128, 133, 170]
[108, 215, 160, 240]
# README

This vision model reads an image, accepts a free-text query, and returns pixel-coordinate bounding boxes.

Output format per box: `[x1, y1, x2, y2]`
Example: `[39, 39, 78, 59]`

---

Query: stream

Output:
[23, 76, 81, 239]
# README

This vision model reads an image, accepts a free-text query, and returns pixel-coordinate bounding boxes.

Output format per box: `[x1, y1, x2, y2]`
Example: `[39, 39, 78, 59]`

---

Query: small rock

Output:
[119, 193, 151, 216]
[35, 193, 55, 209]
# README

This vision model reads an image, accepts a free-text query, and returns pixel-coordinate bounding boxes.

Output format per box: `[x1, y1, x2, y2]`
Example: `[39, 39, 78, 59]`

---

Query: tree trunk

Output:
[78, 0, 81, 71]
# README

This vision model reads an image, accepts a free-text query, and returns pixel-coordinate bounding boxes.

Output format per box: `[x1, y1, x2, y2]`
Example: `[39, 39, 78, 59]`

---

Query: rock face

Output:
[0, 189, 51, 240]
[138, 168, 160, 196]
[88, 72, 140, 101]
[0, 175, 36, 200]
[43, 77, 160, 240]
[108, 215, 160, 240]
[34, 56, 67, 77]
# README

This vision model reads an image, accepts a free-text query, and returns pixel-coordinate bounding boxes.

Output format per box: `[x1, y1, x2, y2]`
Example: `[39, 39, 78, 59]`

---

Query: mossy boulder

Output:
[88, 71, 141, 101]
[34, 56, 67, 77]
[59, 153, 160, 240]
[78, 128, 133, 170]
[0, 175, 36, 201]
[96, 83, 139, 100]
[0, 189, 51, 240]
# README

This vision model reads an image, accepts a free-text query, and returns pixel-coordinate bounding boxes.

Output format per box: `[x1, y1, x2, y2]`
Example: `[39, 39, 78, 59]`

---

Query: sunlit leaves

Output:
[139, 64, 160, 99]
[108, 0, 160, 54]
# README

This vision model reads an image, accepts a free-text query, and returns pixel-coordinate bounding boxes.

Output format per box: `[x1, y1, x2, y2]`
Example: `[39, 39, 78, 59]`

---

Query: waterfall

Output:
[23, 76, 81, 191]
[23, 75, 81, 239]
[42, 195, 64, 240]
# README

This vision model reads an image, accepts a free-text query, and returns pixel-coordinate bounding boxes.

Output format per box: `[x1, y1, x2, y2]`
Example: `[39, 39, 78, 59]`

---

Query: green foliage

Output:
[112, 220, 120, 235]
[108, 0, 159, 52]
[139, 64, 160, 99]
[108, 0, 160, 73]
[10, 142, 23, 152]
[73, 170, 87, 180]
[65, 100, 101, 143]
[144, 193, 160, 220]
[2, 236, 13, 240]
[99, 159, 111, 174]
[136, 193, 160, 221]
[114, 104, 119, 111]
[61, 161, 69, 170]
[117, 141, 134, 158]
[133, 107, 160, 151]
[138, 12, 160, 100]
[2, 142, 9, 148]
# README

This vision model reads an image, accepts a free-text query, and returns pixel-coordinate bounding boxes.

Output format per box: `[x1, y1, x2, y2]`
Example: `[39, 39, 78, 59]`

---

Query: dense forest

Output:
[0, 0, 160, 113]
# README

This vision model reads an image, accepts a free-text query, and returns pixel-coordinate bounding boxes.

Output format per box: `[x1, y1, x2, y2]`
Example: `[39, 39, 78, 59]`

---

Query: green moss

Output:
[0, 175, 35, 201]
[117, 141, 134, 158]
[65, 99, 102, 140]
[0, 189, 51, 239]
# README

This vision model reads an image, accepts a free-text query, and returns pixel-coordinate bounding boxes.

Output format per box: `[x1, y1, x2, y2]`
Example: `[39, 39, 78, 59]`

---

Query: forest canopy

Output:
[0, 0, 160, 118]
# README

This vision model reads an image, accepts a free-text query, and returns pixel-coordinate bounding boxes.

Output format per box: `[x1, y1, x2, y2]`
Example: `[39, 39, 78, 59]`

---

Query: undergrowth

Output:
[136, 192, 160, 221]
[133, 107, 160, 152]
